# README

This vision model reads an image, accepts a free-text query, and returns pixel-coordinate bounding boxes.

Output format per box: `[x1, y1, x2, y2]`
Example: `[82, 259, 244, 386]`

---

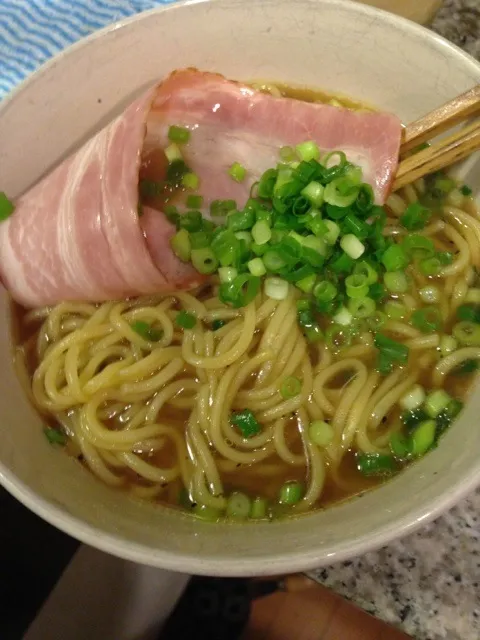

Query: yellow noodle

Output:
[17, 171, 480, 522]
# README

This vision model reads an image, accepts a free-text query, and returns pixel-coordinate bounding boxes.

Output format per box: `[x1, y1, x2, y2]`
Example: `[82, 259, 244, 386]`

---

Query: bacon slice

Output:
[0, 88, 204, 308]
[146, 70, 402, 215]
[0, 69, 402, 308]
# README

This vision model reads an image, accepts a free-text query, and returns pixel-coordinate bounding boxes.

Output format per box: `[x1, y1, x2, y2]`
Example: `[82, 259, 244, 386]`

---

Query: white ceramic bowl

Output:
[1, 0, 479, 577]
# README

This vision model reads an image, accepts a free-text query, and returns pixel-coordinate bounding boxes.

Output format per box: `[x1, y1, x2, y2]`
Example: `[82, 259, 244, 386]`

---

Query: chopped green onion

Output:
[384, 301, 408, 320]
[249, 497, 268, 519]
[322, 150, 347, 170]
[263, 250, 287, 272]
[340, 234, 365, 260]
[231, 409, 262, 438]
[439, 335, 458, 356]
[166, 159, 190, 185]
[324, 178, 359, 208]
[419, 257, 442, 276]
[402, 234, 435, 259]
[226, 209, 255, 232]
[402, 408, 429, 430]
[348, 296, 376, 318]
[323, 220, 341, 245]
[384, 271, 408, 293]
[333, 306, 353, 326]
[226, 492, 251, 519]
[353, 260, 378, 285]
[280, 376, 302, 399]
[211, 319, 226, 331]
[389, 432, 412, 459]
[219, 274, 260, 307]
[302, 181, 324, 206]
[179, 210, 203, 232]
[176, 310, 196, 329]
[170, 229, 191, 262]
[0, 192, 15, 221]
[251, 242, 267, 257]
[295, 141, 320, 162]
[165, 143, 183, 163]
[279, 481, 304, 505]
[461, 185, 472, 196]
[425, 389, 451, 418]
[453, 321, 480, 346]
[411, 420, 436, 456]
[369, 283, 387, 302]
[308, 420, 334, 447]
[265, 277, 289, 300]
[343, 213, 369, 239]
[296, 273, 316, 294]
[367, 310, 387, 331]
[248, 257, 266, 277]
[192, 504, 223, 521]
[228, 162, 247, 183]
[280, 146, 296, 162]
[168, 125, 190, 144]
[131, 320, 162, 342]
[354, 183, 375, 213]
[210, 199, 237, 217]
[436, 399, 464, 434]
[298, 309, 324, 343]
[399, 384, 426, 411]
[235, 231, 253, 251]
[400, 202, 431, 231]
[345, 274, 369, 299]
[218, 267, 238, 283]
[182, 172, 200, 190]
[456, 304, 480, 324]
[419, 285, 440, 304]
[374, 333, 409, 365]
[314, 280, 337, 303]
[252, 220, 272, 245]
[382, 245, 408, 272]
[412, 307, 442, 333]
[191, 248, 218, 274]
[44, 427, 67, 446]
[356, 453, 397, 477]
[186, 194, 203, 209]
[189, 231, 211, 250]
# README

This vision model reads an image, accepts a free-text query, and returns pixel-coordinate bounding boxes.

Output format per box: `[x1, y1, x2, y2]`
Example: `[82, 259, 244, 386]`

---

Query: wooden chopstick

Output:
[393, 84, 480, 192]
[393, 118, 480, 191]
[400, 85, 480, 154]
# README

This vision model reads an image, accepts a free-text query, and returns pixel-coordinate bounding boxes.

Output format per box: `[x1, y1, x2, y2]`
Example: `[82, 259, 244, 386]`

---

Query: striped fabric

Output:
[0, 0, 177, 100]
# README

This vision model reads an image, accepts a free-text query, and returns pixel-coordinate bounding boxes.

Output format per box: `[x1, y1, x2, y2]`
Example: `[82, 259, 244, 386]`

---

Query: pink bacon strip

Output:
[0, 69, 402, 308]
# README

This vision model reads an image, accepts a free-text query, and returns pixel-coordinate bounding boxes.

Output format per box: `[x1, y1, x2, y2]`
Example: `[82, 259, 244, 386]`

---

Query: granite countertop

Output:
[309, 6, 480, 638]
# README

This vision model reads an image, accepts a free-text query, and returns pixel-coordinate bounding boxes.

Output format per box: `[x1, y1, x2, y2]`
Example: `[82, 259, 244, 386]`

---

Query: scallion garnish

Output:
[228, 162, 247, 183]
[175, 311, 197, 329]
[279, 376, 302, 399]
[168, 125, 191, 144]
[131, 321, 162, 342]
[0, 192, 15, 221]
[400, 202, 431, 231]
[356, 453, 397, 476]
[44, 427, 67, 446]
[230, 409, 262, 438]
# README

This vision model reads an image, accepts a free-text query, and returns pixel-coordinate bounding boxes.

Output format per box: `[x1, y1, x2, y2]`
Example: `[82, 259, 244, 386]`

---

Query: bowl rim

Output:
[1, 0, 480, 576]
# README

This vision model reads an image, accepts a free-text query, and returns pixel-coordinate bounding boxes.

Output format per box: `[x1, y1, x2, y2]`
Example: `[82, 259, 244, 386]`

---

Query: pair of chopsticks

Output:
[393, 85, 480, 191]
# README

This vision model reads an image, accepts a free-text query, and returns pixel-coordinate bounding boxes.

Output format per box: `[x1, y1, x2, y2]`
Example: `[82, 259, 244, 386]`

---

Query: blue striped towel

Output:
[0, 0, 178, 100]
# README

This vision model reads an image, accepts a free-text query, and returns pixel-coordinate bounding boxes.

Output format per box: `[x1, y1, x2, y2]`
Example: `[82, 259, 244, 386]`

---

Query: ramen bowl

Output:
[1, 0, 479, 576]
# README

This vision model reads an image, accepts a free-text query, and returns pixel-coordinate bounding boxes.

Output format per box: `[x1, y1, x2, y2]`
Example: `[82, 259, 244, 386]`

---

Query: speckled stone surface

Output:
[432, 0, 480, 61]
[309, 7, 480, 639]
